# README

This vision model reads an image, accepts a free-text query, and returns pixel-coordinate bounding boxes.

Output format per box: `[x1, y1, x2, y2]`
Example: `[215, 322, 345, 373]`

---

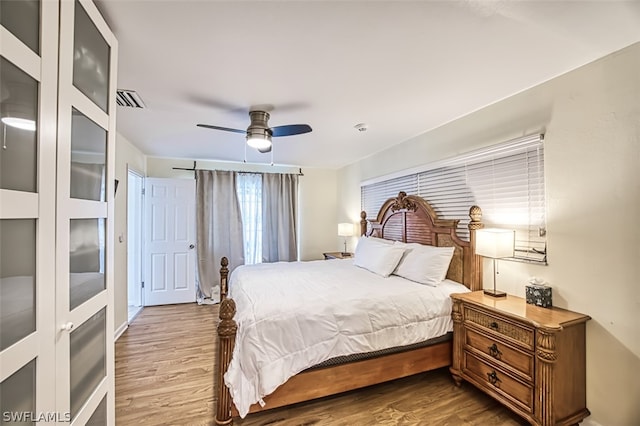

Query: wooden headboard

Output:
[359, 191, 483, 291]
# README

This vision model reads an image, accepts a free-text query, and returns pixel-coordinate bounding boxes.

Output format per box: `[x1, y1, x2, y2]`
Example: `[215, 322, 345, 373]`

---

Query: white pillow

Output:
[366, 236, 394, 245]
[393, 243, 455, 286]
[354, 237, 406, 277]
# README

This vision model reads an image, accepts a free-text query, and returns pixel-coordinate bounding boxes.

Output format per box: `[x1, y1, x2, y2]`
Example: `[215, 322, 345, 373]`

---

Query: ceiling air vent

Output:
[116, 89, 146, 108]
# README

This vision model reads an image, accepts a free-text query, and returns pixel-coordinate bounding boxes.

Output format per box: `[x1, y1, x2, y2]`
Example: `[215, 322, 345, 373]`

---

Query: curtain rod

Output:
[171, 161, 304, 176]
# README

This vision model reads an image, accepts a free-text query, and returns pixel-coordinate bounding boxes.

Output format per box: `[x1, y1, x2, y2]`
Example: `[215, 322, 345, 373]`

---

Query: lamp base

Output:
[483, 289, 507, 298]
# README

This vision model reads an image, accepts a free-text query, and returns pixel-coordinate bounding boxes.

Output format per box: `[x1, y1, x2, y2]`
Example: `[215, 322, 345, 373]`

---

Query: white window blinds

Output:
[361, 134, 546, 264]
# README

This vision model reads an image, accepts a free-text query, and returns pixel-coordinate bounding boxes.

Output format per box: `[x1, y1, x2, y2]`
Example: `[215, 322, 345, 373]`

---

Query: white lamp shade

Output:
[475, 228, 514, 259]
[338, 223, 354, 237]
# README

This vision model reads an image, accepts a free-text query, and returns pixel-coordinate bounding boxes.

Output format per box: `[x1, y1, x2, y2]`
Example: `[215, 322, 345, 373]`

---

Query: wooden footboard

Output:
[233, 339, 452, 416]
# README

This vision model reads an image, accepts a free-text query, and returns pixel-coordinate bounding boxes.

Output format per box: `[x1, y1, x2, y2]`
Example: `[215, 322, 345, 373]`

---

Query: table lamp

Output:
[475, 228, 515, 297]
[338, 223, 354, 255]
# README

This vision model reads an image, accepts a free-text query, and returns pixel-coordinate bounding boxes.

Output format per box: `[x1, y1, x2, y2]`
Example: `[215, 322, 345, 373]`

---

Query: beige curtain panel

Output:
[195, 170, 244, 302]
[262, 172, 298, 263]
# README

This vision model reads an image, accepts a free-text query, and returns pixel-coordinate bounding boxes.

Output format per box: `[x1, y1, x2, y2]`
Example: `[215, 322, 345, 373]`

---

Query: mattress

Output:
[224, 258, 470, 417]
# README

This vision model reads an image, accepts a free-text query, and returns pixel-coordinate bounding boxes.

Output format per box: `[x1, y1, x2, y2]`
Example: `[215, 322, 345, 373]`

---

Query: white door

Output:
[55, 1, 118, 424]
[144, 178, 197, 306]
[1, 2, 117, 424]
[0, 0, 58, 420]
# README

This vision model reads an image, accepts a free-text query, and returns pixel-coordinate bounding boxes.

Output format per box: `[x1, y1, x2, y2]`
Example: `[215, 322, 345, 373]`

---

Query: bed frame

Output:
[215, 192, 484, 424]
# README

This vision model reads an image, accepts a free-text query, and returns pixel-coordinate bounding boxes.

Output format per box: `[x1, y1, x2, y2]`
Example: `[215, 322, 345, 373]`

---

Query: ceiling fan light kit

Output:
[247, 131, 272, 152]
[197, 109, 312, 154]
[246, 111, 273, 152]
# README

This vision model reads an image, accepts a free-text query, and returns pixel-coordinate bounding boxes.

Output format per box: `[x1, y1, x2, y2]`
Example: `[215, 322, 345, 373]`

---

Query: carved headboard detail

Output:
[359, 191, 483, 291]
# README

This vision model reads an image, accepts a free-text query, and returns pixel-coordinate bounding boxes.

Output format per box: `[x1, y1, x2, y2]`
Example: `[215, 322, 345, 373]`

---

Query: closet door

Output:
[56, 0, 117, 424]
[0, 0, 58, 422]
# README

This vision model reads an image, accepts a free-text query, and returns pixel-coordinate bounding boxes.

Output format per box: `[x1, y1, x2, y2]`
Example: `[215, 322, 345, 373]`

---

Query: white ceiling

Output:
[96, 0, 640, 169]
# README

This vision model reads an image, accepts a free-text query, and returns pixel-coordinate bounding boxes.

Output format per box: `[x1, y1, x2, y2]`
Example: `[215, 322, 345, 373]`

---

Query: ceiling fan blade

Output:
[196, 124, 246, 134]
[271, 124, 312, 137]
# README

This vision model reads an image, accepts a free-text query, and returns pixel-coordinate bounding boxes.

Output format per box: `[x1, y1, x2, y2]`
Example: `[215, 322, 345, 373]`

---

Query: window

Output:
[361, 134, 546, 264]
[237, 173, 262, 264]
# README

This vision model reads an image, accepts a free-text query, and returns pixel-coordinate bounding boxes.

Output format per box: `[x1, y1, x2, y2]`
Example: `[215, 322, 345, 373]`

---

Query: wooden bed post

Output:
[216, 257, 237, 425]
[467, 205, 483, 292]
[450, 297, 464, 386]
[452, 205, 483, 385]
[220, 256, 229, 300]
[360, 211, 367, 236]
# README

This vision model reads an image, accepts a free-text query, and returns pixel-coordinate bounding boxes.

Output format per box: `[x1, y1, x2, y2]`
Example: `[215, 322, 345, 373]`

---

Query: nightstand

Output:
[322, 252, 353, 260]
[450, 291, 590, 426]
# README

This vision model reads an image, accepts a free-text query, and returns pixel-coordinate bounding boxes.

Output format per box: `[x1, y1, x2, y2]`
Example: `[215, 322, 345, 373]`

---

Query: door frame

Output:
[126, 168, 144, 321]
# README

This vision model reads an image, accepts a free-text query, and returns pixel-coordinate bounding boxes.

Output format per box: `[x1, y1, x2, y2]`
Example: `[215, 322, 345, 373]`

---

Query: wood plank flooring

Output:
[115, 303, 526, 426]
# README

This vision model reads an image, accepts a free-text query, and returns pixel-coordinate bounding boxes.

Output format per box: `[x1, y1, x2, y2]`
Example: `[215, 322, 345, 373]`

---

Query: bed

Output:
[214, 192, 484, 424]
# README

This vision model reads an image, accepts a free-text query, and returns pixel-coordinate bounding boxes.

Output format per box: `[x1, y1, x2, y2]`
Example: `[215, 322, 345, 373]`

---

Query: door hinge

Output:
[141, 188, 145, 196]
[141, 281, 145, 288]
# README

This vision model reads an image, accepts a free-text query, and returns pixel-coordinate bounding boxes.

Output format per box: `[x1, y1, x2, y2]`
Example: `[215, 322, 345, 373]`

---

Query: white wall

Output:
[338, 42, 640, 425]
[113, 132, 146, 336]
[145, 157, 338, 262]
[298, 167, 338, 260]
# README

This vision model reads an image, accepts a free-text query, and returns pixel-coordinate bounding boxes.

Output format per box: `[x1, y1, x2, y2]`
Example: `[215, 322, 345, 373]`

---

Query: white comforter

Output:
[224, 259, 469, 417]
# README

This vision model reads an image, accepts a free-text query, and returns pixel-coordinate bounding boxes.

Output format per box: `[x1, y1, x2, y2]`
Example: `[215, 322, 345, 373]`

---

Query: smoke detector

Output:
[354, 123, 368, 132]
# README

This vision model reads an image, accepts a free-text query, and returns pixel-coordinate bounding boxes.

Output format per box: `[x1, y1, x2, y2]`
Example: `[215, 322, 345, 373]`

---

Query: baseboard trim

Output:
[114, 321, 128, 341]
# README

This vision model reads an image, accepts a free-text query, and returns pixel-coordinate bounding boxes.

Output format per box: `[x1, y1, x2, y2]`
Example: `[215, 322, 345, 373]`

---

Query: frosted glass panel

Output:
[85, 396, 106, 426]
[0, 0, 40, 54]
[70, 308, 106, 420]
[70, 109, 106, 201]
[0, 57, 38, 193]
[0, 219, 36, 351]
[0, 359, 36, 426]
[69, 218, 105, 309]
[73, 0, 109, 112]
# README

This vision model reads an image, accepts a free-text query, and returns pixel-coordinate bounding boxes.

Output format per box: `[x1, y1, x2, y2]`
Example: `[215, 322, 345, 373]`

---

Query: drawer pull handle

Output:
[488, 343, 502, 359]
[489, 321, 499, 330]
[487, 371, 502, 386]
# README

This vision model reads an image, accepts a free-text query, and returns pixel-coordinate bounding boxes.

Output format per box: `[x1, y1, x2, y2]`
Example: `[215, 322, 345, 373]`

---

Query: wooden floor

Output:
[115, 303, 526, 426]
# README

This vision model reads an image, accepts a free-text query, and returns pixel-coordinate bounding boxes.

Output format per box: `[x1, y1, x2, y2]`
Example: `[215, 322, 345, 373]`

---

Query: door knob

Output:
[189, 244, 195, 249]
[61, 322, 74, 332]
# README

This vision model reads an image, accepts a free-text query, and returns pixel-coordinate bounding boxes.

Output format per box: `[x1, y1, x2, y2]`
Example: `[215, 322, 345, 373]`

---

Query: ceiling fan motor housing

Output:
[246, 110, 272, 152]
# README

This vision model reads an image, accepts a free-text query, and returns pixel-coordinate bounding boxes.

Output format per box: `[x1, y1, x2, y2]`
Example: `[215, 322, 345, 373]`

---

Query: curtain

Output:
[195, 170, 244, 303]
[262, 173, 298, 263]
[237, 173, 262, 264]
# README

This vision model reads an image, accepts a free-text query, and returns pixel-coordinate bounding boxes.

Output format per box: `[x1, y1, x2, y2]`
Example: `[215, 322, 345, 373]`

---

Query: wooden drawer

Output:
[464, 328, 534, 382]
[463, 306, 534, 350]
[463, 351, 534, 414]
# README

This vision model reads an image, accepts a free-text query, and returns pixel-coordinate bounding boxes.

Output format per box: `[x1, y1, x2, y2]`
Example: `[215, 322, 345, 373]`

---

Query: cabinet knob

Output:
[61, 322, 74, 332]
[489, 321, 499, 330]
[488, 343, 502, 359]
[486, 370, 501, 386]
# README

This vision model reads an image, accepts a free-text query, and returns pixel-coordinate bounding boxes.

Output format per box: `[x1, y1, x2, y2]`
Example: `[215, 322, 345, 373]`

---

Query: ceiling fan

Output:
[197, 110, 312, 153]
